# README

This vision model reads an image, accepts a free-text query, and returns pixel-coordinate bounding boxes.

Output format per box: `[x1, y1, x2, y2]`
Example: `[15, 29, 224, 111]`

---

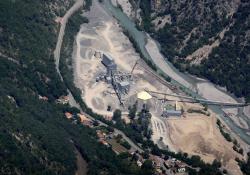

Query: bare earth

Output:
[166, 115, 243, 175]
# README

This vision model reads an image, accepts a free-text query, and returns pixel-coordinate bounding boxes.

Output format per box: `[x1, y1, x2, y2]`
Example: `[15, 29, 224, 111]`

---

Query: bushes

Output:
[216, 119, 232, 142]
[238, 152, 250, 175]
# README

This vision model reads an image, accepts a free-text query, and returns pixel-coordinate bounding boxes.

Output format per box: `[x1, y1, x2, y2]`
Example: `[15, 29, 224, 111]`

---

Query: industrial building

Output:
[100, 53, 132, 105]
[102, 54, 117, 76]
[117, 81, 130, 94]
[162, 110, 182, 117]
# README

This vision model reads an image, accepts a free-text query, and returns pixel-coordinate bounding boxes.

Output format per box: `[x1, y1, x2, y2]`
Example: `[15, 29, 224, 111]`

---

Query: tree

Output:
[212, 159, 222, 168]
[128, 103, 137, 119]
[142, 151, 150, 159]
[141, 160, 154, 175]
[113, 109, 122, 121]
[183, 152, 188, 158]
[239, 148, 243, 155]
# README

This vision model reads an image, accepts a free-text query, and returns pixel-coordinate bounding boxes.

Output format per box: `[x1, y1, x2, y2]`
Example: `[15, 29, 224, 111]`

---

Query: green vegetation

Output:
[216, 119, 232, 142]
[128, 102, 137, 119]
[0, 0, 158, 174]
[138, 0, 152, 31]
[120, 140, 132, 150]
[112, 107, 153, 148]
[237, 152, 250, 175]
[138, 0, 250, 102]
[162, 150, 223, 175]
[187, 108, 210, 116]
[113, 109, 122, 121]
[194, 2, 250, 102]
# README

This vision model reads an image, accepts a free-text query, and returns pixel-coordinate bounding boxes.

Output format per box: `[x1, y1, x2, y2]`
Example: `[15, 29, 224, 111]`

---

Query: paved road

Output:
[54, 0, 84, 77]
[53, 0, 143, 153]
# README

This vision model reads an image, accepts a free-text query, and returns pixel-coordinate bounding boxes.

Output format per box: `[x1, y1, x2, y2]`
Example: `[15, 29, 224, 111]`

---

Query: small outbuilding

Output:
[162, 110, 182, 117]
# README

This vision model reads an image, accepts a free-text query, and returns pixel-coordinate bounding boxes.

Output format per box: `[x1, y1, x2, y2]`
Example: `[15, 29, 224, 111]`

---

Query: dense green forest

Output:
[0, 0, 154, 174]
[138, 0, 250, 102]
[195, 1, 250, 102]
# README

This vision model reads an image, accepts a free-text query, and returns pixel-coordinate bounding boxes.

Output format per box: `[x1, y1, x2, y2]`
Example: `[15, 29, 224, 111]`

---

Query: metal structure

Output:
[101, 54, 132, 105]
[145, 89, 248, 107]
[162, 110, 182, 117]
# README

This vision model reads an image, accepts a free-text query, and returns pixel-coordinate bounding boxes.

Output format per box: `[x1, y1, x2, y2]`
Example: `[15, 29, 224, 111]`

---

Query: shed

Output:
[162, 110, 182, 117]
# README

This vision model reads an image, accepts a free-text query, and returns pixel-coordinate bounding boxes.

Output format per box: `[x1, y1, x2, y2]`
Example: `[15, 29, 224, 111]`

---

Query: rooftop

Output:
[119, 81, 130, 87]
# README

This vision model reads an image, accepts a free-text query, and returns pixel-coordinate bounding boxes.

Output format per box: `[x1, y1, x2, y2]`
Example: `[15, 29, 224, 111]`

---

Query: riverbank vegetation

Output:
[137, 0, 250, 102]
[216, 119, 232, 142]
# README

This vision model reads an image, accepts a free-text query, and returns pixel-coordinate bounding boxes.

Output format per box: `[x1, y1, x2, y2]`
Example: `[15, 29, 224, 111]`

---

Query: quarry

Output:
[70, 1, 248, 174]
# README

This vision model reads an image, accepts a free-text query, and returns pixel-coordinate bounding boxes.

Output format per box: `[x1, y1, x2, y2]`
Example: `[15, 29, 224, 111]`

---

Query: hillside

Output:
[137, 0, 250, 102]
[0, 1, 147, 174]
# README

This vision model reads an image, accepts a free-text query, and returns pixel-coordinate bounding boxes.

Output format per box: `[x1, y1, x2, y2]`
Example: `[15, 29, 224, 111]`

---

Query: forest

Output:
[0, 0, 153, 174]
[138, 0, 250, 102]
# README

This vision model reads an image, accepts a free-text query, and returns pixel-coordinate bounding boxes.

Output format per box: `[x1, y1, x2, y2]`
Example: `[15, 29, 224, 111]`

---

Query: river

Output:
[102, 0, 250, 144]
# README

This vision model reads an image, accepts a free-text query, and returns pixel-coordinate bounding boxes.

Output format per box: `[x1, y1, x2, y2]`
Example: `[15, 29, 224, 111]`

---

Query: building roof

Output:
[119, 81, 130, 87]
[164, 110, 182, 115]
[65, 112, 73, 119]
[102, 54, 114, 66]
[77, 113, 91, 123]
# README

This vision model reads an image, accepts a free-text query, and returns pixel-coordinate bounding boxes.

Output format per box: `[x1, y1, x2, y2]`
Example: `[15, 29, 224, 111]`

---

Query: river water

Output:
[102, 0, 250, 144]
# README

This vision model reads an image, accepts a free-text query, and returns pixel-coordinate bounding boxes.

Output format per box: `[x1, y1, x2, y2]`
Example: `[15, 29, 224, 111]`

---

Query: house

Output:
[162, 110, 182, 117]
[137, 160, 143, 167]
[38, 95, 48, 101]
[77, 113, 93, 127]
[96, 130, 106, 140]
[151, 0, 161, 10]
[177, 167, 186, 173]
[65, 112, 73, 119]
[56, 96, 69, 104]
[176, 161, 186, 173]
[103, 115, 113, 121]
[150, 155, 162, 169]
[100, 140, 109, 146]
